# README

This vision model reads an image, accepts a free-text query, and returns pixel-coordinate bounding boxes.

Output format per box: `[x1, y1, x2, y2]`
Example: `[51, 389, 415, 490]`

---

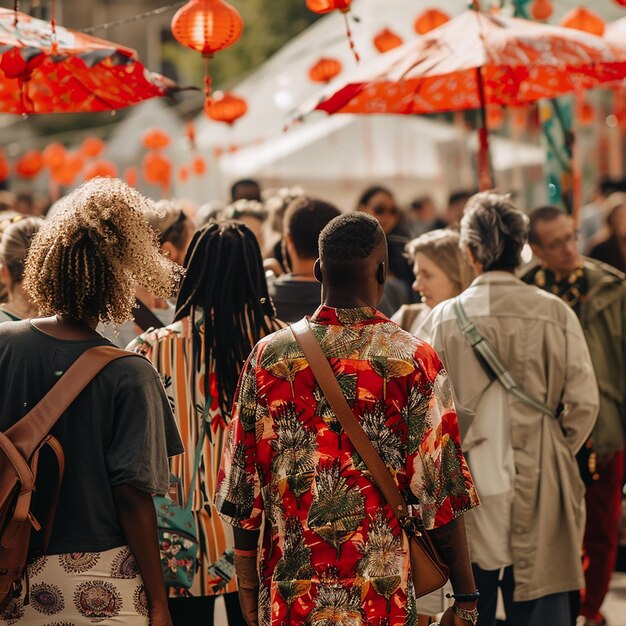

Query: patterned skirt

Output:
[0, 546, 149, 625]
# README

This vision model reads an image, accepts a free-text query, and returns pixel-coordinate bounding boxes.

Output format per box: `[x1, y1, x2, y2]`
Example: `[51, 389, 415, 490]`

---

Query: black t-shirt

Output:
[268, 275, 322, 323]
[0, 320, 183, 554]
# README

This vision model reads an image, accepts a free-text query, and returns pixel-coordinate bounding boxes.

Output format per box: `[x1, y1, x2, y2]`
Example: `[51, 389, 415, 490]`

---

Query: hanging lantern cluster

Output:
[414, 9, 450, 35]
[309, 57, 342, 83]
[560, 7, 605, 36]
[530, 0, 553, 21]
[205, 91, 248, 125]
[373, 28, 403, 54]
[307, 0, 359, 62]
[171, 0, 244, 108]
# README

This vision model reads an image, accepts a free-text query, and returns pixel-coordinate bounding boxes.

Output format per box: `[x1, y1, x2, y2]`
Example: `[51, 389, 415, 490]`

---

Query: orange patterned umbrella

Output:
[0, 8, 172, 114]
[297, 8, 626, 188]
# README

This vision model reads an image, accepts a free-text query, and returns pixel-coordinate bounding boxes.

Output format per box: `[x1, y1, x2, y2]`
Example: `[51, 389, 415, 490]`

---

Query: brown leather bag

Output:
[291, 319, 449, 599]
[0, 345, 133, 611]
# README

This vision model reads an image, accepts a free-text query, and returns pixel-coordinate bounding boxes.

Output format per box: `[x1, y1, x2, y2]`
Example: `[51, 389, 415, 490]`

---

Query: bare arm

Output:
[113, 484, 172, 626]
[233, 527, 261, 626]
[428, 515, 478, 624]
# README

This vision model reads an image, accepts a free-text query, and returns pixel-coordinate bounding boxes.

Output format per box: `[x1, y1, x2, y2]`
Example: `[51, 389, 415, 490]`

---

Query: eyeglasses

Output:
[541, 231, 578, 252]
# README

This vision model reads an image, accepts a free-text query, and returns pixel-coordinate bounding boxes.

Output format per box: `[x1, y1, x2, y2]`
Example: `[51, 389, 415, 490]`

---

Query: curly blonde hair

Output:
[24, 178, 183, 324]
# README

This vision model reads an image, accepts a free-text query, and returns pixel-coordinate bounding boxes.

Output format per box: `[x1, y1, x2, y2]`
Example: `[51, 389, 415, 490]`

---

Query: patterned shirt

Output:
[216, 306, 478, 626]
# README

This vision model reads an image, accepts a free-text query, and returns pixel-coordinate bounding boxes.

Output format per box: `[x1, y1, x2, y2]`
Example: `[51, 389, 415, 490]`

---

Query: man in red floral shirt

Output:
[216, 213, 479, 626]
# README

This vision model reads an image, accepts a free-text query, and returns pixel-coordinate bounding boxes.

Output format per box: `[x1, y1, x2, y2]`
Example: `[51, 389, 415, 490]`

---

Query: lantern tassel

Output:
[343, 12, 360, 63]
[204, 56, 213, 107]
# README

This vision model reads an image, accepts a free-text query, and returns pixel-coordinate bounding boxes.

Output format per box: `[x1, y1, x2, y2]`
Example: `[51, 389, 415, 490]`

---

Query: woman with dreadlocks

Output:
[129, 220, 284, 626]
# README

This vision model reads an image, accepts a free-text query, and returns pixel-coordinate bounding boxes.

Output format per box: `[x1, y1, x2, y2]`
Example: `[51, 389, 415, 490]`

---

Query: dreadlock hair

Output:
[174, 220, 282, 419]
[23, 178, 182, 324]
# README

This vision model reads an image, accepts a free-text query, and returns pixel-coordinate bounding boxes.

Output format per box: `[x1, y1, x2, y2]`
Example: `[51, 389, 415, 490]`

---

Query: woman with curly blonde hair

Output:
[0, 178, 184, 626]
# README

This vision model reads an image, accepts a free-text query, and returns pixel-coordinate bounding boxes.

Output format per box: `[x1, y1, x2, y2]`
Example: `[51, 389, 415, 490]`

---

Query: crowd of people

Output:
[0, 174, 624, 626]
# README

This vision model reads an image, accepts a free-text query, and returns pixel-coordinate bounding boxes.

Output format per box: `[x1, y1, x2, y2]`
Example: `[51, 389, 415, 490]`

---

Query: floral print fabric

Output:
[0, 546, 147, 625]
[216, 306, 478, 626]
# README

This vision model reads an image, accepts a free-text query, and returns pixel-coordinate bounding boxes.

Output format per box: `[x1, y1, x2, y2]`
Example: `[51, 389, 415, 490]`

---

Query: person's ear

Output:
[0, 263, 10, 288]
[376, 261, 386, 285]
[314, 259, 323, 283]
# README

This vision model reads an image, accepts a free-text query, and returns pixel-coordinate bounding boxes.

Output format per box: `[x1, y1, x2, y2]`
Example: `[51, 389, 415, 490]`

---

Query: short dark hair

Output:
[356, 185, 393, 209]
[528, 205, 566, 245]
[284, 197, 341, 259]
[230, 178, 261, 202]
[449, 190, 473, 206]
[320, 212, 384, 262]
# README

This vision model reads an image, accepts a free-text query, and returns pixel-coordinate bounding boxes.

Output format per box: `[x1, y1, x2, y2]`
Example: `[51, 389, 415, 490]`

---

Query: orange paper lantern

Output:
[15, 150, 43, 178]
[192, 155, 207, 175]
[205, 92, 248, 125]
[51, 163, 78, 186]
[560, 8, 605, 36]
[579, 102, 595, 125]
[306, 0, 351, 14]
[142, 151, 172, 186]
[309, 58, 343, 84]
[178, 166, 190, 183]
[530, 0, 554, 21]
[142, 129, 171, 151]
[81, 136, 106, 158]
[373, 28, 403, 53]
[42, 143, 67, 171]
[415, 9, 450, 35]
[66, 152, 85, 174]
[171, 0, 243, 57]
[84, 160, 118, 181]
[124, 166, 139, 188]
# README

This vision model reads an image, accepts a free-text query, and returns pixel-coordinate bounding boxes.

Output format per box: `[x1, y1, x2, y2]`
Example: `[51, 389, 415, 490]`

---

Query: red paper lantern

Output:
[530, 0, 553, 20]
[205, 92, 248, 125]
[84, 160, 118, 181]
[309, 58, 342, 84]
[192, 155, 207, 175]
[81, 136, 106, 159]
[560, 8, 605, 36]
[42, 143, 67, 171]
[171, 0, 243, 57]
[415, 9, 450, 35]
[124, 166, 139, 188]
[373, 28, 403, 54]
[15, 150, 43, 178]
[142, 151, 172, 186]
[142, 129, 171, 151]
[306, 0, 351, 14]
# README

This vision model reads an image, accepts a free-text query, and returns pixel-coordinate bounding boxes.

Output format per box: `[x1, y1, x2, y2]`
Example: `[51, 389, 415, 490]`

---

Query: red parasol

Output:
[296, 7, 626, 189]
[0, 8, 172, 114]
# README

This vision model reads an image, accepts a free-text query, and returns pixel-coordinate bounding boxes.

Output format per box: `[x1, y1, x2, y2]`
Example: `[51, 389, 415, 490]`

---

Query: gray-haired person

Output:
[419, 192, 599, 626]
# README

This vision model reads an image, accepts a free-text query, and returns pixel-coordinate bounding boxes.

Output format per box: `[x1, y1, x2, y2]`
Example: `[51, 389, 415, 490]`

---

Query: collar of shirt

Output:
[310, 305, 388, 327]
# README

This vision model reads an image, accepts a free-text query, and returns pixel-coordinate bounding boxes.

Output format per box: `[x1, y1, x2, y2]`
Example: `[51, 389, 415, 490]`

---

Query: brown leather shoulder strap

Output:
[5, 346, 136, 459]
[291, 319, 408, 520]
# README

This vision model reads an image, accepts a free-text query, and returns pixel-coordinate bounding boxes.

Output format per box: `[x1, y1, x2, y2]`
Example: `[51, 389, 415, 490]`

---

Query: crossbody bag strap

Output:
[5, 345, 136, 460]
[452, 297, 554, 417]
[291, 319, 409, 521]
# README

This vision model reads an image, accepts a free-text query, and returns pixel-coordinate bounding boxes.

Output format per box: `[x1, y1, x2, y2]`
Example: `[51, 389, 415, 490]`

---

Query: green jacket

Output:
[523, 259, 626, 453]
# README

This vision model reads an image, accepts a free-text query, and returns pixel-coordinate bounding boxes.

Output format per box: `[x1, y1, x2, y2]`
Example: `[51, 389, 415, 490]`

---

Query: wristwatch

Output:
[451, 604, 479, 625]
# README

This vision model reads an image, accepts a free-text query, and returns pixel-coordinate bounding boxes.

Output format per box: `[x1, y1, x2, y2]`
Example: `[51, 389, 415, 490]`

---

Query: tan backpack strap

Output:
[5, 346, 136, 460]
[291, 319, 409, 520]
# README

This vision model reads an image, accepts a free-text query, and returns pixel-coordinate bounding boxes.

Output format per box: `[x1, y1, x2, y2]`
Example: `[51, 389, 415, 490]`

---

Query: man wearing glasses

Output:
[523, 205, 626, 626]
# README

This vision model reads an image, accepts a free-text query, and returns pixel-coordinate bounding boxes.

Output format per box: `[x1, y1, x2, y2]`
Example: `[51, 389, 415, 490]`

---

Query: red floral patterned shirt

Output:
[216, 306, 478, 626]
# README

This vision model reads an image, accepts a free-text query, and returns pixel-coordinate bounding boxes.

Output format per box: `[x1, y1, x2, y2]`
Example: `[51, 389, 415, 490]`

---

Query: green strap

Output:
[452, 297, 554, 418]
[183, 407, 209, 513]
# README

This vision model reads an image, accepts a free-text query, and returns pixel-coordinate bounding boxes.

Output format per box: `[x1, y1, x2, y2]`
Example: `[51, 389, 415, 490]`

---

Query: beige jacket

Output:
[419, 272, 599, 602]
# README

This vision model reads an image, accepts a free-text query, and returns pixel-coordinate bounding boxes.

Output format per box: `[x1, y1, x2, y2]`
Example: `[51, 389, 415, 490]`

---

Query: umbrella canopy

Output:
[298, 9, 626, 117]
[0, 8, 171, 114]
